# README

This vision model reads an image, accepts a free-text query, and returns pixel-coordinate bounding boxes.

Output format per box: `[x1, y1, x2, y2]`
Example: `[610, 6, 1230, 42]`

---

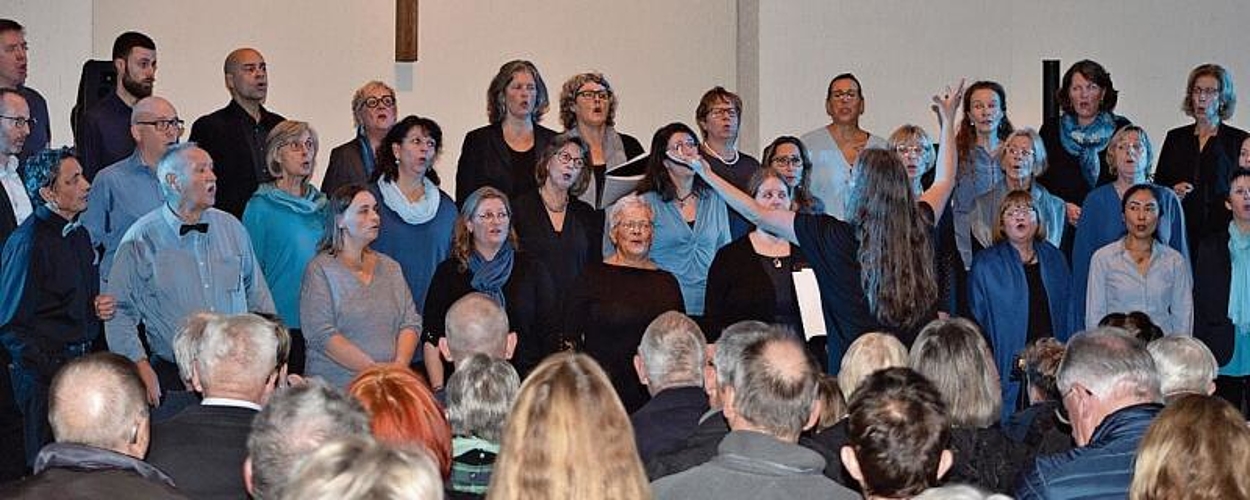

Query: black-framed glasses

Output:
[0, 115, 36, 129]
[361, 95, 396, 109]
[556, 150, 585, 168]
[136, 118, 185, 132]
[770, 155, 803, 167]
[575, 89, 611, 101]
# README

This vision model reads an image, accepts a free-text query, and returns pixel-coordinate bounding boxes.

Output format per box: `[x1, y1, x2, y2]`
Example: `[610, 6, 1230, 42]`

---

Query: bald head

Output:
[443, 293, 513, 364]
[728, 332, 820, 441]
[131, 96, 181, 162]
[223, 48, 268, 105]
[49, 353, 150, 457]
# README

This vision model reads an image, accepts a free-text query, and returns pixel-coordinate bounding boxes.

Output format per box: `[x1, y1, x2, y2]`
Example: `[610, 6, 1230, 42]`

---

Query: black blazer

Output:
[703, 236, 809, 341]
[322, 137, 370, 195]
[1154, 123, 1249, 257]
[146, 404, 257, 500]
[0, 182, 18, 246]
[1194, 229, 1236, 365]
[455, 122, 557, 202]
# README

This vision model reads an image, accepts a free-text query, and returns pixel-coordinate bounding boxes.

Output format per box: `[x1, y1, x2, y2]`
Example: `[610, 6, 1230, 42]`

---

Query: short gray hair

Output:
[838, 332, 908, 399]
[173, 312, 220, 384]
[731, 332, 819, 440]
[1057, 328, 1160, 402]
[247, 378, 371, 500]
[280, 436, 442, 500]
[196, 313, 280, 394]
[914, 484, 1013, 500]
[1147, 336, 1217, 398]
[638, 311, 706, 391]
[714, 321, 776, 388]
[607, 192, 654, 230]
[156, 142, 203, 201]
[446, 354, 519, 442]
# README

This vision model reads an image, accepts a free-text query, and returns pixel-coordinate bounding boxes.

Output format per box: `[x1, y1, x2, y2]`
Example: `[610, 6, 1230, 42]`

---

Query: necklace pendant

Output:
[773, 257, 783, 269]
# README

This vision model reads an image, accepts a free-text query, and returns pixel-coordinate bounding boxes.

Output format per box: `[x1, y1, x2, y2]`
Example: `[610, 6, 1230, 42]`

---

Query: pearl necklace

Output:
[701, 143, 740, 165]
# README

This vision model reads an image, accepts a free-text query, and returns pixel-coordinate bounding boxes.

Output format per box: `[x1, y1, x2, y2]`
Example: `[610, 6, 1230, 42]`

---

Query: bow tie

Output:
[180, 223, 209, 235]
[61, 220, 83, 238]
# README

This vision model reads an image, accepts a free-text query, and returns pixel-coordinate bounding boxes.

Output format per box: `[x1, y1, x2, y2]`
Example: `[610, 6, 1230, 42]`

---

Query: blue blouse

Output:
[242, 183, 327, 329]
[368, 184, 458, 314]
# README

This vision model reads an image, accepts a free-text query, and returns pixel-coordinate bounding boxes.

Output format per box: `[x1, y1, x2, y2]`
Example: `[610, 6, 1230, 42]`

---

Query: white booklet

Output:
[792, 268, 827, 340]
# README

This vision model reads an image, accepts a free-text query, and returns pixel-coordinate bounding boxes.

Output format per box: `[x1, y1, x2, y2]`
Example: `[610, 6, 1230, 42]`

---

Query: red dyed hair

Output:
[347, 365, 452, 478]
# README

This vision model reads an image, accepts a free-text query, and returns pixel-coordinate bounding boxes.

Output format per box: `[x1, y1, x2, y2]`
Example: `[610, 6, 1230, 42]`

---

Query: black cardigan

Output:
[1154, 123, 1249, 257]
[703, 236, 808, 341]
[321, 138, 369, 195]
[454, 122, 557, 202]
[1194, 229, 1236, 365]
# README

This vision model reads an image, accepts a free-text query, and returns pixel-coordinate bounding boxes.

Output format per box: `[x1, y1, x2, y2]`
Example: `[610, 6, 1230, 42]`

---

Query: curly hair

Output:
[372, 115, 442, 185]
[848, 148, 938, 332]
[558, 72, 617, 130]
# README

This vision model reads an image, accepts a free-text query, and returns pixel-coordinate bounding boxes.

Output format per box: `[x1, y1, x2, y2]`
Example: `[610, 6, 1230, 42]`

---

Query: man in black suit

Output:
[0, 87, 35, 480]
[147, 313, 287, 500]
[630, 311, 710, 462]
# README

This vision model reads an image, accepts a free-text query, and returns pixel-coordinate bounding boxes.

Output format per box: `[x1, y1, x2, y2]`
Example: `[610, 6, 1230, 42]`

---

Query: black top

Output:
[0, 176, 19, 246]
[564, 262, 684, 413]
[1036, 115, 1132, 205]
[455, 123, 557, 202]
[1154, 123, 1250, 258]
[322, 137, 369, 195]
[946, 425, 1032, 494]
[147, 404, 256, 500]
[77, 91, 135, 180]
[511, 190, 603, 299]
[1024, 260, 1054, 342]
[630, 386, 710, 463]
[189, 100, 286, 218]
[1194, 229, 1236, 365]
[0, 206, 99, 379]
[704, 236, 807, 341]
[587, 133, 645, 207]
[701, 151, 761, 240]
[423, 251, 558, 377]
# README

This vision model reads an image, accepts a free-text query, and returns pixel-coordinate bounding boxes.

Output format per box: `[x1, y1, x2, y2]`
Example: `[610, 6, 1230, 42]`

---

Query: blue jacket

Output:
[1015, 403, 1162, 500]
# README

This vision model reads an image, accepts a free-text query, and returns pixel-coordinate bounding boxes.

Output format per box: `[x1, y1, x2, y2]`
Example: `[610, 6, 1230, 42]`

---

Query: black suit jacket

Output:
[0, 180, 18, 246]
[322, 137, 369, 195]
[455, 122, 557, 202]
[189, 100, 286, 218]
[1194, 229, 1236, 365]
[146, 404, 257, 500]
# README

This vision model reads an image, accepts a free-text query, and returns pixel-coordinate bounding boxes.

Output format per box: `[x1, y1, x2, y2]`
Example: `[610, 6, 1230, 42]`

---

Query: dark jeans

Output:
[1216, 375, 1250, 419]
[0, 348, 25, 482]
[9, 341, 92, 467]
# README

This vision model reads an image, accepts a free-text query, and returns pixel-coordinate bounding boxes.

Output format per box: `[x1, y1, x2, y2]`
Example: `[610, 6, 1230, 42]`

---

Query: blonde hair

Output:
[837, 332, 908, 399]
[909, 319, 1002, 428]
[280, 436, 442, 500]
[1129, 394, 1250, 500]
[264, 120, 318, 179]
[452, 187, 519, 272]
[488, 352, 650, 500]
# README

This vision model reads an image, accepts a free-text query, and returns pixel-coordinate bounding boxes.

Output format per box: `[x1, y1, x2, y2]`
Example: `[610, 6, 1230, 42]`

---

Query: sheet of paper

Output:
[793, 268, 827, 340]
[600, 173, 645, 208]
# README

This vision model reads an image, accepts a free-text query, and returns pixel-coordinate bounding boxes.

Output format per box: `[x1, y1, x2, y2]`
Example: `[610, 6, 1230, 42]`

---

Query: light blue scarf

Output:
[1058, 112, 1118, 187]
[1228, 222, 1250, 327]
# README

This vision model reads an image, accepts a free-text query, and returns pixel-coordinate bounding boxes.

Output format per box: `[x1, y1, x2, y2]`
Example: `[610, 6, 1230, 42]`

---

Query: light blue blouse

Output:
[1086, 239, 1193, 335]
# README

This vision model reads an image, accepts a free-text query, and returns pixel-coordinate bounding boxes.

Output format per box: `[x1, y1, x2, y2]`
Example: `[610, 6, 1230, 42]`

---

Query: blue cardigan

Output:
[242, 183, 327, 329]
[368, 184, 458, 314]
[969, 240, 1072, 422]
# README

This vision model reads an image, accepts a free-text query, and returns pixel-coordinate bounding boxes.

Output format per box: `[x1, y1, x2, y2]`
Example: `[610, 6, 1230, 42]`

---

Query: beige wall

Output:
[8, 0, 92, 148]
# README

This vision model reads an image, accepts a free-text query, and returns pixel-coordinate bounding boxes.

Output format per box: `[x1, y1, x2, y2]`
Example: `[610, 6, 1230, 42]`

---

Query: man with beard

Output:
[0, 19, 51, 163]
[78, 31, 156, 180]
[190, 48, 285, 218]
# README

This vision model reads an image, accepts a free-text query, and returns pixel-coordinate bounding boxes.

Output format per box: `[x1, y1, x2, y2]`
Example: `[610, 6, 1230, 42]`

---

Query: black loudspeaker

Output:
[1043, 59, 1061, 127]
[70, 60, 117, 146]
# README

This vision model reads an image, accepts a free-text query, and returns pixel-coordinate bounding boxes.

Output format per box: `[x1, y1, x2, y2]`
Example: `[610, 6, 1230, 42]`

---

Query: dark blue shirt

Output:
[16, 86, 50, 164]
[77, 92, 134, 180]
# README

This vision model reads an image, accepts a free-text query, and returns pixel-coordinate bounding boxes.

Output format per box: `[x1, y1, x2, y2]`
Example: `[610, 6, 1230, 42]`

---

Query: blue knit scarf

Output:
[1058, 112, 1118, 186]
[468, 244, 514, 309]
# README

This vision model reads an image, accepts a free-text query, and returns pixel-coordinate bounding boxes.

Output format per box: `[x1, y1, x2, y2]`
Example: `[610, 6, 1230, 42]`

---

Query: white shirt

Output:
[200, 397, 263, 412]
[1, 155, 33, 225]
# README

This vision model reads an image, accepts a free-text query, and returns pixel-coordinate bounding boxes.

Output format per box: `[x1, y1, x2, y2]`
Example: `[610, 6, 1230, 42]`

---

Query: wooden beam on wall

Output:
[396, 0, 418, 62]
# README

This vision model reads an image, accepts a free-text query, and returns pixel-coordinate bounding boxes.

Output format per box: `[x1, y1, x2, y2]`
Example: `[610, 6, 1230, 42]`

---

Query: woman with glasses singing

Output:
[1154, 64, 1248, 258]
[512, 134, 602, 300]
[970, 190, 1073, 419]
[456, 60, 557, 202]
[557, 72, 645, 208]
[422, 187, 558, 388]
[322, 81, 398, 195]
[243, 120, 327, 374]
[564, 193, 683, 412]
[971, 129, 1067, 250]
[762, 136, 824, 214]
[1086, 184, 1192, 335]
[1069, 126, 1188, 331]
[800, 73, 889, 219]
[609, 123, 730, 328]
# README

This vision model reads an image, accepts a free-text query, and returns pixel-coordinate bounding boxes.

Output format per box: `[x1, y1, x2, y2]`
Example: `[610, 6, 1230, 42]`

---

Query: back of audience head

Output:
[1099, 311, 1165, 343]
[441, 292, 516, 365]
[488, 352, 648, 500]
[245, 378, 370, 500]
[1129, 394, 1250, 500]
[909, 319, 1001, 428]
[280, 436, 442, 500]
[195, 313, 283, 400]
[843, 367, 952, 499]
[447, 353, 519, 443]
[1146, 336, 1217, 401]
[726, 328, 820, 442]
[1057, 328, 1160, 446]
[1020, 337, 1065, 404]
[707, 320, 777, 409]
[815, 373, 847, 430]
[49, 353, 150, 459]
[635, 311, 706, 395]
[914, 484, 1013, 500]
[347, 365, 452, 478]
[838, 331, 909, 399]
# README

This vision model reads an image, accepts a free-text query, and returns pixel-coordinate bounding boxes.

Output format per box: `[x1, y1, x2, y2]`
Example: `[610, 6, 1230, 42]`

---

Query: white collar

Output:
[1, 155, 17, 177]
[201, 397, 262, 411]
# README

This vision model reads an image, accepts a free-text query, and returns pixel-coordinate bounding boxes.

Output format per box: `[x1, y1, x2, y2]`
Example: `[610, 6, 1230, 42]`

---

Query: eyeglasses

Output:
[282, 139, 317, 152]
[617, 220, 653, 232]
[1115, 142, 1146, 153]
[1003, 205, 1036, 218]
[1005, 145, 1034, 158]
[556, 150, 585, 168]
[0, 115, 37, 129]
[669, 140, 698, 153]
[475, 211, 511, 223]
[830, 90, 860, 101]
[360, 95, 396, 109]
[708, 107, 739, 119]
[406, 136, 437, 149]
[575, 89, 611, 101]
[136, 118, 184, 132]
[893, 145, 927, 157]
[770, 155, 803, 167]
[1190, 86, 1220, 98]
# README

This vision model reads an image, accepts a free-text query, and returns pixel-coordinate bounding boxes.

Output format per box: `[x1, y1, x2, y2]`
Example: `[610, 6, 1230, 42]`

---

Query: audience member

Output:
[78, 31, 156, 179]
[106, 142, 276, 405]
[1128, 394, 1250, 500]
[455, 59, 556, 201]
[0, 88, 33, 243]
[322, 81, 398, 194]
[445, 353, 518, 498]
[148, 313, 283, 499]
[1147, 336, 1218, 402]
[438, 292, 516, 367]
[813, 373, 847, 430]
[0, 148, 107, 467]
[244, 378, 370, 500]
[190, 47, 285, 218]
[0, 353, 184, 499]
[1002, 337, 1073, 456]
[696, 86, 760, 238]
[0, 19, 49, 162]
[84, 95, 181, 281]
[915, 484, 1013, 500]
[1015, 328, 1163, 499]
[488, 352, 650, 499]
[836, 331, 909, 400]
[347, 365, 451, 479]
[1099, 311, 1166, 343]
[801, 73, 889, 219]
[631, 311, 709, 462]
[279, 436, 443, 500]
[558, 71, 644, 208]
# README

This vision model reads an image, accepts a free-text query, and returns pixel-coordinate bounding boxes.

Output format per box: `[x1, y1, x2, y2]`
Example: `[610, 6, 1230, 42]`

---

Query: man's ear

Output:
[438, 337, 453, 363]
[634, 354, 648, 386]
[504, 332, 518, 360]
[841, 445, 865, 484]
[189, 363, 204, 393]
[721, 386, 738, 420]
[803, 398, 824, 431]
[243, 457, 255, 496]
[936, 449, 954, 480]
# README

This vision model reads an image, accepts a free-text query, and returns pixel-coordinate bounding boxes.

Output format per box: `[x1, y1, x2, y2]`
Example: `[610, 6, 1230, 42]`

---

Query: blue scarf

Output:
[1229, 222, 1250, 327]
[468, 244, 514, 309]
[1058, 112, 1118, 186]
[357, 129, 377, 178]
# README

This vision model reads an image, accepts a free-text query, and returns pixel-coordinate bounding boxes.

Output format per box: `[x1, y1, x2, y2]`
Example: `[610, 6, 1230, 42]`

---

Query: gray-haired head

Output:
[637, 311, 706, 394]
[246, 378, 371, 500]
[155, 141, 205, 202]
[729, 331, 820, 441]
[1057, 328, 1160, 402]
[280, 435, 443, 500]
[1147, 336, 1218, 400]
[49, 353, 150, 458]
[196, 313, 280, 400]
[173, 311, 221, 386]
[715, 321, 778, 389]
[446, 353, 519, 442]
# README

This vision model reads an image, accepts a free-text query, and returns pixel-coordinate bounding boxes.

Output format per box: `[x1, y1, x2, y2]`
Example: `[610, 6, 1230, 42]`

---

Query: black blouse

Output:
[704, 236, 807, 341]
[1154, 123, 1249, 258]
[454, 123, 557, 203]
[511, 191, 603, 302]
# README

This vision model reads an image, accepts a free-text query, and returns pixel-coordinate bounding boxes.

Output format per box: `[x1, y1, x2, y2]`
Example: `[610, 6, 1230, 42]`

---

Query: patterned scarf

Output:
[1058, 112, 1118, 186]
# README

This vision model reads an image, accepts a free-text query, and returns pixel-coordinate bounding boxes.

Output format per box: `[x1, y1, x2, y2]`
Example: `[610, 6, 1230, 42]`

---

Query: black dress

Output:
[511, 191, 603, 302]
[454, 123, 557, 202]
[422, 251, 558, 378]
[1154, 123, 1249, 259]
[564, 262, 684, 413]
